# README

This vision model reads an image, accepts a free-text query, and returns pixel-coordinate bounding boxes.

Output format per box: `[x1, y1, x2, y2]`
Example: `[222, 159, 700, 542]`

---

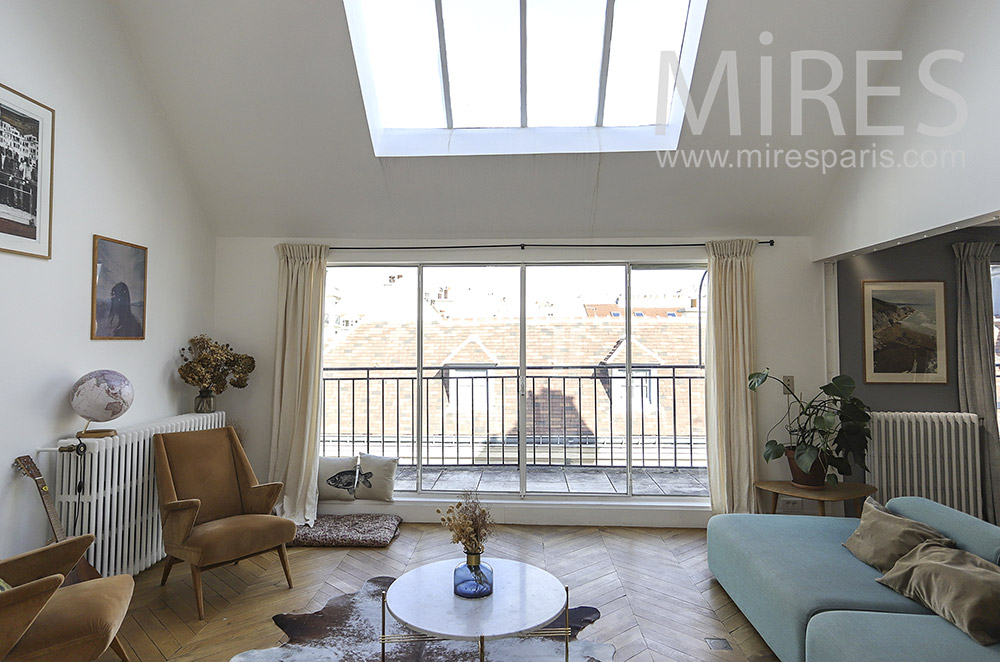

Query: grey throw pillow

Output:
[356, 453, 398, 502]
[843, 497, 953, 572]
[318, 456, 358, 501]
[878, 541, 1000, 645]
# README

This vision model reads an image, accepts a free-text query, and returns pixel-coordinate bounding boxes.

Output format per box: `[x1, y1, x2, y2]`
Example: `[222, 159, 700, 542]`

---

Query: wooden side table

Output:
[754, 480, 877, 516]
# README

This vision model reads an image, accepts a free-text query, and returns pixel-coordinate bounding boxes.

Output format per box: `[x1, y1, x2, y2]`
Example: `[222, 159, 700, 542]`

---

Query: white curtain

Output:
[953, 242, 1000, 523]
[705, 239, 758, 514]
[268, 243, 329, 525]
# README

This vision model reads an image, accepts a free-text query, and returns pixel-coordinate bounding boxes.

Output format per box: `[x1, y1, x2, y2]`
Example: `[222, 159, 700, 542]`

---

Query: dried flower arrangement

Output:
[178, 334, 256, 394]
[437, 490, 495, 554]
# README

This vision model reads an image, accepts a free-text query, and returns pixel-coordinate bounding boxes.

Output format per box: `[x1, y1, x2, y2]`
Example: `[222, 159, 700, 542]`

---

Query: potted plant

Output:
[747, 369, 871, 488]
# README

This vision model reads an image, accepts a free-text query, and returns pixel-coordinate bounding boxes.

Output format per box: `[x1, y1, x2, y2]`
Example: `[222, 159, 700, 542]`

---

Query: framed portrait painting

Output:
[862, 281, 946, 384]
[0, 82, 54, 259]
[92, 235, 147, 340]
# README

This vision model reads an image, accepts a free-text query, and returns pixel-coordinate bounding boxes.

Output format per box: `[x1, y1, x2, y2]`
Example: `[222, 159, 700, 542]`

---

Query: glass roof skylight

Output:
[343, 0, 707, 155]
[527, 0, 606, 128]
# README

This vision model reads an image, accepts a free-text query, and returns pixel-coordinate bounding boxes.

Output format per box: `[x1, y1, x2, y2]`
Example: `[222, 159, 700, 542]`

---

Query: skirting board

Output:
[318, 494, 712, 528]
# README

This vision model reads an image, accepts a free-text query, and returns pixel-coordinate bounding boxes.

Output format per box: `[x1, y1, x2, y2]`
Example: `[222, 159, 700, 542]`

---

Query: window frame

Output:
[343, 0, 710, 156]
[323, 259, 707, 498]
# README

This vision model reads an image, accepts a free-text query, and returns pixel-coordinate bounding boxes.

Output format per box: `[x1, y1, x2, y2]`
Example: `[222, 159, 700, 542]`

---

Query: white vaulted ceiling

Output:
[111, 0, 914, 241]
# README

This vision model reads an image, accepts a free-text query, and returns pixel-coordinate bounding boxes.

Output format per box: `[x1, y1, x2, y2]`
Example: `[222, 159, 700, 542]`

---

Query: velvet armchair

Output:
[0, 534, 133, 661]
[152, 426, 296, 620]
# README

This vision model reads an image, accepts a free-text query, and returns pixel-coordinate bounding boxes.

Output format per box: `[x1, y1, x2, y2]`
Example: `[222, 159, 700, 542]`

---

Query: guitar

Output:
[13, 455, 101, 584]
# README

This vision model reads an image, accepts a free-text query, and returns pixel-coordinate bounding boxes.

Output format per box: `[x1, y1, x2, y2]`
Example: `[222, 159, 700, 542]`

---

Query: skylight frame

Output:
[344, 0, 709, 156]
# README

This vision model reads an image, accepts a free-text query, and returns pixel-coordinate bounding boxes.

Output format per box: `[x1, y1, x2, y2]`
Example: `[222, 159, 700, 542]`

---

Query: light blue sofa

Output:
[707, 497, 1000, 662]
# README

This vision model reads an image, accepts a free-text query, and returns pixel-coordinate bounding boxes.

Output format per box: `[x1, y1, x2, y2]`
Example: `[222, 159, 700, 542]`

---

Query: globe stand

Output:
[76, 429, 116, 438]
[75, 420, 117, 439]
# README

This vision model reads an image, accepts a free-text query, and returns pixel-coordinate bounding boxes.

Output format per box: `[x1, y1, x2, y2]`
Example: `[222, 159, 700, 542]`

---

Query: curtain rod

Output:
[329, 240, 776, 251]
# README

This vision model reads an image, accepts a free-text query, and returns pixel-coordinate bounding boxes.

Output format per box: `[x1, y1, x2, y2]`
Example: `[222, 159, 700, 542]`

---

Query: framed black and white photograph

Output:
[863, 281, 946, 384]
[0, 82, 54, 259]
[92, 235, 147, 340]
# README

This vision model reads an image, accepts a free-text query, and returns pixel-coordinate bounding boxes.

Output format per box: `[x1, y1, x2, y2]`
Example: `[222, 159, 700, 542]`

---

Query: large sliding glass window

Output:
[321, 263, 707, 497]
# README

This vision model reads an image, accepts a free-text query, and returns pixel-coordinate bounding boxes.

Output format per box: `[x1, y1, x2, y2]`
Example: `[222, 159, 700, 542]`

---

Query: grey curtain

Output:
[705, 239, 758, 514]
[953, 241, 1000, 523]
[269, 243, 329, 525]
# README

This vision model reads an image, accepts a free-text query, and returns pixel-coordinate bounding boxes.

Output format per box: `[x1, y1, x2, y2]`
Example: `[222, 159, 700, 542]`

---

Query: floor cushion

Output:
[290, 514, 402, 548]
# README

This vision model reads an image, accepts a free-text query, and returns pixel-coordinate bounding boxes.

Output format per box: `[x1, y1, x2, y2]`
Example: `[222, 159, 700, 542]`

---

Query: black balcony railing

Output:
[320, 365, 706, 469]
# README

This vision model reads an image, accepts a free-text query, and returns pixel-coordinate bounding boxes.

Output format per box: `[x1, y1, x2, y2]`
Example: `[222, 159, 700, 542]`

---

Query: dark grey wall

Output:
[837, 226, 1000, 412]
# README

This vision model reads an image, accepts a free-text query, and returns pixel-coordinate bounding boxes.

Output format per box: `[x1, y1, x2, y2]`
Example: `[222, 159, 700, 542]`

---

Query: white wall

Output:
[0, 1, 215, 557]
[214, 236, 827, 515]
[814, 0, 1000, 260]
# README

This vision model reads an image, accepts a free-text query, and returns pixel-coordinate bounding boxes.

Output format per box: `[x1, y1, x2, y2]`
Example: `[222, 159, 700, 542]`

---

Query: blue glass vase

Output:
[454, 552, 493, 598]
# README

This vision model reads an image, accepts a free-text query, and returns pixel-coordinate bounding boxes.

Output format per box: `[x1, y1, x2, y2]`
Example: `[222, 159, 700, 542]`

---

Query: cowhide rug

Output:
[232, 576, 615, 662]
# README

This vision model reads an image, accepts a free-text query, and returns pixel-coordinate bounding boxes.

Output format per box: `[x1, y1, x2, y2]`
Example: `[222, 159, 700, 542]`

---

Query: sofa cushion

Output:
[888, 497, 1000, 564]
[7, 574, 134, 662]
[844, 497, 953, 572]
[877, 541, 1000, 645]
[707, 514, 930, 662]
[806, 611, 1000, 662]
[185, 514, 296, 566]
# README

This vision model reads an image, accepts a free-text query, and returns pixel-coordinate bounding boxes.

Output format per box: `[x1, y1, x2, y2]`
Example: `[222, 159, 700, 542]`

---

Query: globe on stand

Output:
[70, 370, 134, 438]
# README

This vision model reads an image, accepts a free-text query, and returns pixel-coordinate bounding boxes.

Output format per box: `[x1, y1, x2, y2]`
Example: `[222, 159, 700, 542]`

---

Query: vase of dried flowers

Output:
[178, 334, 255, 413]
[194, 389, 216, 413]
[438, 490, 495, 599]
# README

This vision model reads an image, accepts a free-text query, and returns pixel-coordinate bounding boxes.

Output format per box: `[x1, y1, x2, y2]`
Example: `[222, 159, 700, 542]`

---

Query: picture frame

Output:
[0, 82, 54, 259]
[92, 235, 147, 340]
[862, 281, 946, 384]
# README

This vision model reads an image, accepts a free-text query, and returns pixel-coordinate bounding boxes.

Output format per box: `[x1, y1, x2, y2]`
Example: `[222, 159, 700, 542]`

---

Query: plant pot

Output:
[194, 389, 216, 413]
[784, 448, 826, 489]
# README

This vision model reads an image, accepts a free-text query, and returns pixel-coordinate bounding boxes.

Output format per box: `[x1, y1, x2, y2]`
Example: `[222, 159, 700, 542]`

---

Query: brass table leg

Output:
[381, 591, 386, 662]
[479, 635, 485, 662]
[565, 585, 570, 662]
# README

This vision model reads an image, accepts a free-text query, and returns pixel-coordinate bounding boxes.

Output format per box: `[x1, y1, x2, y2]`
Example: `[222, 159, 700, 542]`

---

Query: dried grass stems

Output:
[178, 334, 256, 394]
[437, 490, 495, 554]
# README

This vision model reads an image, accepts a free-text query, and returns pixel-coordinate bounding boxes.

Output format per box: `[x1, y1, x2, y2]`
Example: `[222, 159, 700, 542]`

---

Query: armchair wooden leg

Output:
[277, 544, 293, 589]
[109, 634, 129, 661]
[191, 564, 205, 620]
[160, 556, 178, 586]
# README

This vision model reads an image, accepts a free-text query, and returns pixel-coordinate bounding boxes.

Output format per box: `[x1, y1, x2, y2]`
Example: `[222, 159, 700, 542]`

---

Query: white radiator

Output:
[50, 412, 225, 576]
[869, 412, 982, 519]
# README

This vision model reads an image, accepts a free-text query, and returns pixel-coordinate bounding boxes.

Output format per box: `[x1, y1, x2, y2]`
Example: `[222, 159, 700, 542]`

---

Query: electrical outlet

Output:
[779, 497, 803, 512]
[781, 375, 795, 395]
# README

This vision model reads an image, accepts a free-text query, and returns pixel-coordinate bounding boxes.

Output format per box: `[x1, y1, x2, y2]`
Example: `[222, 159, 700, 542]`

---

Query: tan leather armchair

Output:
[153, 426, 295, 620]
[0, 534, 133, 661]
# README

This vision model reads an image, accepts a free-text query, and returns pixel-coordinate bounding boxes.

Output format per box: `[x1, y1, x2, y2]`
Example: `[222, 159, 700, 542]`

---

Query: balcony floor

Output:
[394, 465, 709, 496]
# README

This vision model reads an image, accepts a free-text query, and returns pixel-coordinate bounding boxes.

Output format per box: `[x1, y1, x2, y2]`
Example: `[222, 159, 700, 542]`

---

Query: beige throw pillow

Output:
[843, 497, 953, 572]
[318, 456, 358, 501]
[878, 541, 1000, 645]
[356, 453, 398, 502]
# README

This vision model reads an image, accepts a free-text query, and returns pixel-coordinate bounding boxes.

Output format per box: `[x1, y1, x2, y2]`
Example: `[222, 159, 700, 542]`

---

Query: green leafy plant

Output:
[748, 369, 871, 486]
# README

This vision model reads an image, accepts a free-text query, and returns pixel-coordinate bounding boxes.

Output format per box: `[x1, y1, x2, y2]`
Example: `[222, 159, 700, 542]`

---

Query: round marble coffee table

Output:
[382, 558, 569, 662]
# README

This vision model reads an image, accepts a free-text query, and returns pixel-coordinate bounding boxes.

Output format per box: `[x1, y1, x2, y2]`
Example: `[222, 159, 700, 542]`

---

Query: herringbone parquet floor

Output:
[97, 524, 778, 662]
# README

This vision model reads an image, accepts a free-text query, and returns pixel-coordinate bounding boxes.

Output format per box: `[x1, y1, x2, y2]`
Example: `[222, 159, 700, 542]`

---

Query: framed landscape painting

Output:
[0, 82, 54, 259]
[863, 281, 946, 384]
[92, 235, 147, 340]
